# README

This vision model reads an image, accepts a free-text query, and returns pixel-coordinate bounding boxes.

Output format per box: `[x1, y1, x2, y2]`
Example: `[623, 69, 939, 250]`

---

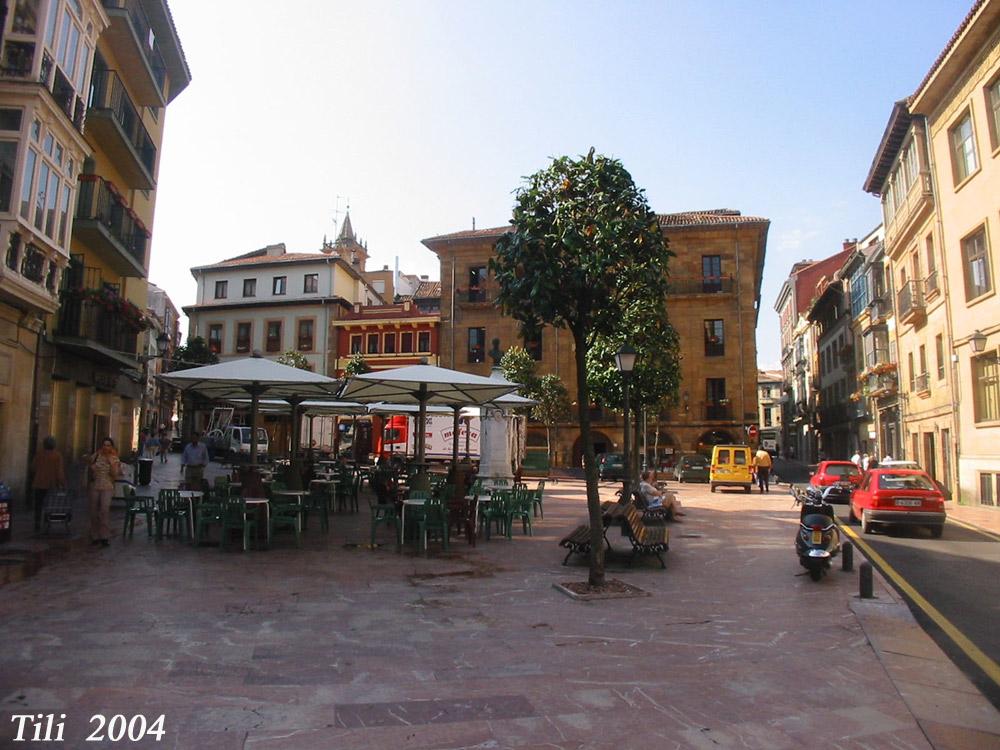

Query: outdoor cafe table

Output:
[244, 497, 270, 546]
[271, 489, 308, 532]
[177, 490, 203, 539]
[398, 495, 429, 551]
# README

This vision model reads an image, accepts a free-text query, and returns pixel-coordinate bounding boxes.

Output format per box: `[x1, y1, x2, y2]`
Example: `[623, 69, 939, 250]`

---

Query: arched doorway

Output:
[648, 429, 677, 469]
[694, 430, 736, 456]
[572, 430, 613, 469]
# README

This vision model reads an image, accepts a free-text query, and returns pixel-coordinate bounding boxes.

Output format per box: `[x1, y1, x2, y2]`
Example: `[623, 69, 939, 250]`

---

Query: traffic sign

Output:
[747, 424, 759, 439]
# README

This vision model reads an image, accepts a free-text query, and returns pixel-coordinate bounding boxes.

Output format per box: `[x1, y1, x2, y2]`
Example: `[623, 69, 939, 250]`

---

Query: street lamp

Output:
[970, 330, 987, 354]
[616, 343, 636, 499]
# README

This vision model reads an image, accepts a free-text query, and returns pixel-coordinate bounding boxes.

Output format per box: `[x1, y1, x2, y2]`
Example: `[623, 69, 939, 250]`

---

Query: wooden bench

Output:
[559, 524, 594, 565]
[623, 503, 669, 568]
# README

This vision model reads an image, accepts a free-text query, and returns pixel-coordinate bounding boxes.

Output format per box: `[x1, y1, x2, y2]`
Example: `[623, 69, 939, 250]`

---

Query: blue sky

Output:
[150, 0, 973, 368]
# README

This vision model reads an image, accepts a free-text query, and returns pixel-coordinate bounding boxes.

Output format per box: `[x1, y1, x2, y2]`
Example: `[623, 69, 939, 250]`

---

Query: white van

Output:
[216, 426, 269, 460]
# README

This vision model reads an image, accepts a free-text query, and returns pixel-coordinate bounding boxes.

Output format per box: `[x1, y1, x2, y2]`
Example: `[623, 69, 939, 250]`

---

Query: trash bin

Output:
[136, 458, 153, 486]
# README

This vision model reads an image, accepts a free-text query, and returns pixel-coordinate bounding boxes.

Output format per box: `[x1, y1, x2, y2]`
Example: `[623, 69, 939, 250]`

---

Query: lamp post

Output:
[139, 331, 171, 434]
[615, 343, 637, 499]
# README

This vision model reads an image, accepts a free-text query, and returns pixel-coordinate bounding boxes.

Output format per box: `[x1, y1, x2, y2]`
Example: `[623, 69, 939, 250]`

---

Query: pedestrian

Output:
[752, 447, 772, 493]
[30, 436, 65, 533]
[87, 437, 121, 547]
[850, 450, 861, 467]
[158, 429, 170, 463]
[882, 453, 894, 463]
[637, 469, 684, 519]
[181, 432, 209, 489]
[861, 452, 871, 471]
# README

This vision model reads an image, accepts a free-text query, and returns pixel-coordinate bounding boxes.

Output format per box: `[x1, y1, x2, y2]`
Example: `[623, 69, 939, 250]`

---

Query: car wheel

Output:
[861, 511, 873, 535]
[930, 525, 943, 539]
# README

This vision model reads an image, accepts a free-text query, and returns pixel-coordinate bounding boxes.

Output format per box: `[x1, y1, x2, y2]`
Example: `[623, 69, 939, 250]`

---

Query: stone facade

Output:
[422, 210, 769, 467]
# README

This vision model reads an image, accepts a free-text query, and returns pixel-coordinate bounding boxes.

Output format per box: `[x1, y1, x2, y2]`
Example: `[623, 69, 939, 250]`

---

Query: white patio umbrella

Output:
[340, 364, 520, 477]
[158, 356, 342, 465]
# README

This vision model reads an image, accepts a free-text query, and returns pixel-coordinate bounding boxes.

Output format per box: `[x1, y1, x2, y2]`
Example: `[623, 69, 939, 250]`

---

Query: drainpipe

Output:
[920, 114, 961, 497]
[450, 255, 456, 368]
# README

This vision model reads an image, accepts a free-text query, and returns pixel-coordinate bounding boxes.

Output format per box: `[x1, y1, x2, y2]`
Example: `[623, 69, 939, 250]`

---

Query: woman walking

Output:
[88, 437, 122, 547]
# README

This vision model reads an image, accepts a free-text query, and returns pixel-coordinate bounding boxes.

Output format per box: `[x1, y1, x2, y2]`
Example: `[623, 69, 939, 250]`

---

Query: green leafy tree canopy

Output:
[168, 336, 218, 371]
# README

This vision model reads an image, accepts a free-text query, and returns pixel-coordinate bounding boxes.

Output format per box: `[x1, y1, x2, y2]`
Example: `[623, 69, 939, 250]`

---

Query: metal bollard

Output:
[841, 541, 853, 572]
[859, 561, 874, 599]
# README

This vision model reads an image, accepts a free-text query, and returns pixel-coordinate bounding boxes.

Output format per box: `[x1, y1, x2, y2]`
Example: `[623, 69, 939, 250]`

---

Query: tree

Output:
[500, 346, 540, 396]
[491, 148, 672, 586]
[533, 374, 571, 468]
[168, 336, 218, 371]
[276, 350, 311, 370]
[345, 353, 371, 376]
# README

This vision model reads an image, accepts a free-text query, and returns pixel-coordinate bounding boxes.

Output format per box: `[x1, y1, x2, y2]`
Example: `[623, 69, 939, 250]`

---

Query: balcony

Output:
[819, 403, 849, 426]
[54, 295, 140, 367]
[667, 275, 734, 295]
[924, 269, 940, 299]
[73, 176, 149, 278]
[867, 296, 890, 325]
[884, 171, 934, 256]
[86, 69, 156, 189]
[865, 348, 892, 369]
[913, 372, 930, 396]
[896, 280, 925, 325]
[101, 0, 168, 106]
[704, 401, 732, 420]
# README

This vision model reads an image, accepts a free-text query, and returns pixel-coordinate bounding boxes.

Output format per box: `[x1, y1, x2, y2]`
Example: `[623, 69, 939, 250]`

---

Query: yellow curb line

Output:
[946, 515, 1000, 542]
[837, 520, 1000, 688]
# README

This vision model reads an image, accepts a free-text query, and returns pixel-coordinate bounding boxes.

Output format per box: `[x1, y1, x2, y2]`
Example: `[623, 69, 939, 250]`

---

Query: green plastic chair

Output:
[123, 495, 155, 538]
[368, 494, 399, 547]
[480, 489, 511, 540]
[506, 487, 533, 537]
[417, 496, 449, 554]
[269, 500, 302, 547]
[307, 483, 330, 532]
[220, 496, 259, 552]
[194, 493, 224, 545]
[532, 480, 546, 519]
[155, 489, 188, 540]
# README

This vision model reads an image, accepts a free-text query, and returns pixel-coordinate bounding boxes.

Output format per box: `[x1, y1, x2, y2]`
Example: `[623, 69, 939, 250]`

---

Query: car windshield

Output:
[685, 457, 708, 467]
[827, 464, 861, 477]
[878, 473, 936, 491]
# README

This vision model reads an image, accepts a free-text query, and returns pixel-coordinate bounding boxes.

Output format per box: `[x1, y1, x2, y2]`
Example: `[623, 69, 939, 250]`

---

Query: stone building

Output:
[422, 209, 769, 467]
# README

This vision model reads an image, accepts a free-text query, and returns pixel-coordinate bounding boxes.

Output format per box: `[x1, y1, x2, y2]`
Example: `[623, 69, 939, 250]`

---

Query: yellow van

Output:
[709, 445, 753, 493]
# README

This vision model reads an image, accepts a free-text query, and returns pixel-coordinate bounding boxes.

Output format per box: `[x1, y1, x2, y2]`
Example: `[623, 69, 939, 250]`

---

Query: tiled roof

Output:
[193, 252, 330, 270]
[864, 101, 911, 194]
[413, 280, 441, 298]
[658, 209, 769, 228]
[424, 210, 769, 244]
[793, 248, 853, 316]
[911, 0, 987, 108]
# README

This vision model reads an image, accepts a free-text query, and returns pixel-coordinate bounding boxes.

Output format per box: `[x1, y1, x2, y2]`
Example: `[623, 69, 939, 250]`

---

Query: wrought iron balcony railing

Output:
[75, 176, 150, 266]
[56, 297, 138, 355]
[897, 280, 926, 322]
[88, 68, 157, 179]
[667, 275, 734, 295]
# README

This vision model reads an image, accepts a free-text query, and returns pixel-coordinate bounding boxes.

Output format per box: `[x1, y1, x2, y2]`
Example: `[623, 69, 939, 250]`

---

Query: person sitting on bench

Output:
[638, 470, 684, 517]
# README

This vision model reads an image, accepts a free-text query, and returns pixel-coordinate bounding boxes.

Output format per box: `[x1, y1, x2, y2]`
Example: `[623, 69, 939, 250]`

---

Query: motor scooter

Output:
[791, 484, 841, 581]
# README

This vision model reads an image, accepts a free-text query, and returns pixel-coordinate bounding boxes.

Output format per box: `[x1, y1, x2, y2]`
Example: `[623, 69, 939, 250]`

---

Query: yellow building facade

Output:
[422, 210, 769, 467]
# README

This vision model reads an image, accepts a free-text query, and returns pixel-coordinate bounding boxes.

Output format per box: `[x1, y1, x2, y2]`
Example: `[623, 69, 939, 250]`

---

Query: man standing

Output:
[181, 432, 209, 489]
[850, 450, 862, 467]
[752, 447, 772, 493]
[30, 436, 65, 532]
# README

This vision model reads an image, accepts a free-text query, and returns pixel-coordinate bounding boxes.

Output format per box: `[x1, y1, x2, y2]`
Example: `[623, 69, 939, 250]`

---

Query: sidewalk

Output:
[0, 474, 996, 748]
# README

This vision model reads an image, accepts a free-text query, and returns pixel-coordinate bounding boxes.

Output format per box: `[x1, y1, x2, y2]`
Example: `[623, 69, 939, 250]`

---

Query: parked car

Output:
[807, 460, 862, 504]
[212, 426, 269, 461]
[849, 468, 946, 537]
[673, 454, 710, 483]
[203, 428, 226, 459]
[873, 460, 952, 500]
[597, 452, 625, 481]
[709, 444, 752, 493]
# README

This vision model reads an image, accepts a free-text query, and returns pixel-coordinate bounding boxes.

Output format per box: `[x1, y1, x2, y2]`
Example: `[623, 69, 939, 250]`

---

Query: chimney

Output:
[842, 239, 856, 252]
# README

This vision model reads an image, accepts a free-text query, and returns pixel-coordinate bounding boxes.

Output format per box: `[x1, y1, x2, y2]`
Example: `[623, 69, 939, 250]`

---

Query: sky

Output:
[149, 0, 974, 368]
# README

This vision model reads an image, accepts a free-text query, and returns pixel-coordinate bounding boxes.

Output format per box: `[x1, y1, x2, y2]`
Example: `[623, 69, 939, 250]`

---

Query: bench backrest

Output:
[624, 502, 669, 546]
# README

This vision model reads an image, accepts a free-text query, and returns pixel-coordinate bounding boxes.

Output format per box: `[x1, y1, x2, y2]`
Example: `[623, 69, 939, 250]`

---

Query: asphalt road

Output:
[777, 457, 1000, 709]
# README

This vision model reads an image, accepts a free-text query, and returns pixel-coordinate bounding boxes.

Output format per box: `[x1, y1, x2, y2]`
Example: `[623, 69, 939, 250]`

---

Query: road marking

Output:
[946, 516, 1000, 542]
[838, 520, 1000, 689]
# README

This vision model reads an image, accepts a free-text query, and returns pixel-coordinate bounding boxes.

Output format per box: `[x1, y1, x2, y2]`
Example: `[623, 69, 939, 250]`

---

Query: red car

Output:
[810, 461, 863, 489]
[849, 468, 946, 537]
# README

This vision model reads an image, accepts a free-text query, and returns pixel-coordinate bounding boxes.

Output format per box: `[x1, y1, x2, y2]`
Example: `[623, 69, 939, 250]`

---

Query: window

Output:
[849, 267, 869, 317]
[418, 331, 431, 353]
[935, 334, 944, 380]
[0, 108, 22, 132]
[272, 276, 286, 295]
[925, 234, 938, 295]
[919, 345, 927, 376]
[980, 474, 998, 506]
[908, 352, 915, 391]
[265, 321, 282, 353]
[961, 227, 992, 301]
[401, 332, 414, 353]
[706, 376, 726, 402]
[303, 273, 318, 293]
[468, 266, 488, 302]
[243, 279, 256, 297]
[208, 324, 222, 354]
[949, 111, 979, 184]
[468, 327, 485, 363]
[349, 334, 362, 354]
[297, 319, 314, 351]
[384, 332, 396, 354]
[987, 75, 1000, 150]
[0, 142, 17, 212]
[524, 330, 542, 361]
[763, 407, 772, 427]
[214, 280, 227, 299]
[973, 352, 1000, 423]
[702, 255, 722, 292]
[366, 333, 379, 354]
[236, 322, 251, 353]
[704, 320, 724, 356]
[372, 279, 385, 294]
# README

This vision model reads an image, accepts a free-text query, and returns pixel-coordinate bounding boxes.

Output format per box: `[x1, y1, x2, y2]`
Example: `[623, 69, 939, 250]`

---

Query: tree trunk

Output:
[572, 326, 604, 587]
[545, 425, 552, 471]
